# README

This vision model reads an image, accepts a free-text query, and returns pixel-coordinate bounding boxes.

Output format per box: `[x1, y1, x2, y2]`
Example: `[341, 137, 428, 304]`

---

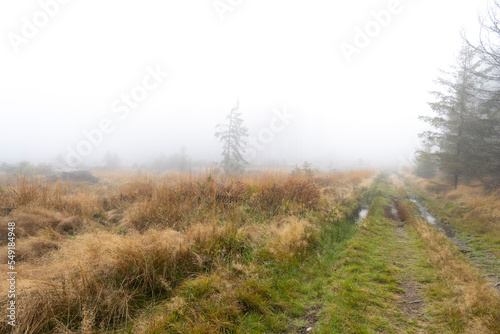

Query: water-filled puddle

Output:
[410, 197, 456, 239]
[355, 208, 369, 224]
[410, 198, 436, 224]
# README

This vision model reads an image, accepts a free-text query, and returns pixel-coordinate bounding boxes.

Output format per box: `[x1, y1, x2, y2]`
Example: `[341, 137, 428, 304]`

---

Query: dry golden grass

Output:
[314, 170, 375, 188]
[9, 237, 60, 262]
[316, 170, 377, 205]
[0, 175, 105, 217]
[0, 169, 374, 333]
[0, 229, 201, 332]
[267, 217, 318, 260]
[445, 186, 500, 222]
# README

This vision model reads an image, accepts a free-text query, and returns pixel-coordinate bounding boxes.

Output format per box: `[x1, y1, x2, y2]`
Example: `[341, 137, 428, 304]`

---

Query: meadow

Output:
[0, 169, 375, 333]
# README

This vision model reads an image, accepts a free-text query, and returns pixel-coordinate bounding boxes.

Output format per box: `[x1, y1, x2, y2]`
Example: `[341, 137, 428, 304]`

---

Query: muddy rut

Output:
[407, 191, 500, 292]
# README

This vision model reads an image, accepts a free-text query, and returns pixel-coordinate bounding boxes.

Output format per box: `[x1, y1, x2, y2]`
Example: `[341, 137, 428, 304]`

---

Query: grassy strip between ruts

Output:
[319, 175, 500, 333]
[319, 177, 432, 333]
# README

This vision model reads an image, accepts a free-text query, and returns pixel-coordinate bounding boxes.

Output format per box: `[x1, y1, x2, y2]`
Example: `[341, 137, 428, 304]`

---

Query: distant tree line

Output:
[148, 147, 192, 171]
[418, 3, 500, 189]
[0, 161, 54, 175]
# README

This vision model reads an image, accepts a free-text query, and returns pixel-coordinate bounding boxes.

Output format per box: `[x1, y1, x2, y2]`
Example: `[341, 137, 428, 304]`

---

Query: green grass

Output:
[320, 182, 419, 333]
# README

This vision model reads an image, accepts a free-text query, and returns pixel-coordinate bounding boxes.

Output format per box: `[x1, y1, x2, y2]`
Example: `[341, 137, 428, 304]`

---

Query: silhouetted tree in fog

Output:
[419, 45, 490, 188]
[179, 146, 190, 171]
[103, 151, 121, 169]
[215, 99, 249, 175]
[461, 2, 500, 188]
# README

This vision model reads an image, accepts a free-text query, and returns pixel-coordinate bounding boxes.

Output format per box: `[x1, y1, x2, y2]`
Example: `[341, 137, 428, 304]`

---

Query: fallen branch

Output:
[495, 282, 500, 287]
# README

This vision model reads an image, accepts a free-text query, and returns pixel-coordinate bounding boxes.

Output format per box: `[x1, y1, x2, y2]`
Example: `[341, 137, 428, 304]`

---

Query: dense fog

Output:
[0, 0, 486, 171]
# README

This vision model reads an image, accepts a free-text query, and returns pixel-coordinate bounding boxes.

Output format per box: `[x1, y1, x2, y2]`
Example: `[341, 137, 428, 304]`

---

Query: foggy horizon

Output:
[0, 0, 488, 171]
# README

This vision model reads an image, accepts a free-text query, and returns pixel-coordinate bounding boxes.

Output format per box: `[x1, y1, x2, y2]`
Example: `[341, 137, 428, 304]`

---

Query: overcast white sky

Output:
[0, 0, 489, 169]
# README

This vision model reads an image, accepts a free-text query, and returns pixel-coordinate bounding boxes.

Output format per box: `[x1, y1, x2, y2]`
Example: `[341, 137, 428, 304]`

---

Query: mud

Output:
[398, 279, 425, 319]
[384, 201, 400, 221]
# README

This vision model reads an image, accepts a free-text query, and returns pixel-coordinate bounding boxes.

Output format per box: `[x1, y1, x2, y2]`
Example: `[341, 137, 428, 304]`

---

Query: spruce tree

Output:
[215, 100, 249, 175]
[419, 45, 490, 188]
